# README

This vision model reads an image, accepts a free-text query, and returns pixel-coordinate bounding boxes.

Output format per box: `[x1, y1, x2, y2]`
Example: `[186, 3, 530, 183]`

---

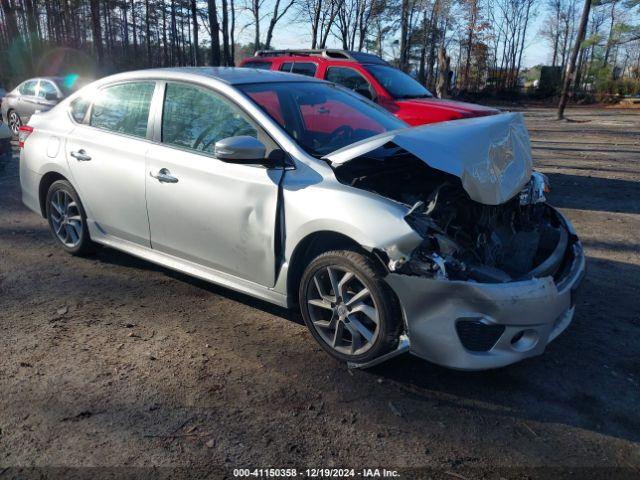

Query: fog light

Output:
[510, 329, 539, 352]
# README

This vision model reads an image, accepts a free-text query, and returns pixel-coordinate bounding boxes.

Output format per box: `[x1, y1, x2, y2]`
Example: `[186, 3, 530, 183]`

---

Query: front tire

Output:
[299, 250, 401, 363]
[45, 180, 95, 256]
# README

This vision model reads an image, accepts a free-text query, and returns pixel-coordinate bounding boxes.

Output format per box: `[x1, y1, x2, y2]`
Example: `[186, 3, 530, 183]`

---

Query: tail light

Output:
[18, 125, 34, 149]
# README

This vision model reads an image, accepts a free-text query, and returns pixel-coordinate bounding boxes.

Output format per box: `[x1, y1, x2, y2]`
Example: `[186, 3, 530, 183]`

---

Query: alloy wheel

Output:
[8, 111, 20, 135]
[49, 190, 83, 248]
[305, 265, 380, 356]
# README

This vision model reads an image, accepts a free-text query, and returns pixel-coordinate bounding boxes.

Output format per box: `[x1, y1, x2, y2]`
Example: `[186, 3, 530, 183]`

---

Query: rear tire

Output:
[45, 180, 95, 256]
[299, 249, 401, 363]
[7, 110, 21, 136]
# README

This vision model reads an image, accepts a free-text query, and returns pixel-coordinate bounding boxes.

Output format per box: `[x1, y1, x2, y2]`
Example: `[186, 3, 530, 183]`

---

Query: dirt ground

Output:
[1, 107, 639, 478]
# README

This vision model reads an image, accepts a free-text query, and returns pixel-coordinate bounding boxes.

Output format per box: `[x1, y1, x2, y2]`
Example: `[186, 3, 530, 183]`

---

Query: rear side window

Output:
[280, 62, 317, 77]
[18, 80, 38, 96]
[90, 82, 155, 138]
[325, 67, 373, 97]
[242, 61, 272, 70]
[70, 97, 90, 123]
[161, 83, 257, 154]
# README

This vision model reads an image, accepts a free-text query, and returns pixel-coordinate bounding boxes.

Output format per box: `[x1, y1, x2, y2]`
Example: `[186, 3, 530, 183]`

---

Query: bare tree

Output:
[191, 0, 199, 64]
[436, 44, 450, 97]
[558, 0, 591, 119]
[301, 0, 344, 49]
[265, 0, 297, 50]
[89, 0, 104, 63]
[208, 0, 221, 65]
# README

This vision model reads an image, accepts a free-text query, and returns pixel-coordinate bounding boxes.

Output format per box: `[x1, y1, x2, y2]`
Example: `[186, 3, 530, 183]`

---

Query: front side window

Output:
[18, 80, 38, 96]
[90, 82, 155, 138]
[242, 61, 272, 70]
[325, 67, 374, 98]
[363, 64, 433, 99]
[161, 83, 257, 154]
[240, 82, 406, 156]
[38, 81, 58, 99]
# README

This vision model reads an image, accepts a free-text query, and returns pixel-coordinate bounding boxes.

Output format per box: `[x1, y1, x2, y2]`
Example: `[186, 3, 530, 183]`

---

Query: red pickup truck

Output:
[240, 49, 499, 125]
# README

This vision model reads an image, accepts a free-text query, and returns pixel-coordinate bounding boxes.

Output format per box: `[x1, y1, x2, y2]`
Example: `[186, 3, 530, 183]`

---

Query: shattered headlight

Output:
[519, 172, 549, 206]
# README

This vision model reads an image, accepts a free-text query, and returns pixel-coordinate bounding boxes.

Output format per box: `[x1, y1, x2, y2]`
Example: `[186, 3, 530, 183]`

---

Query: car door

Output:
[65, 81, 156, 246]
[145, 81, 283, 287]
[35, 79, 62, 112]
[16, 79, 40, 122]
[324, 66, 376, 101]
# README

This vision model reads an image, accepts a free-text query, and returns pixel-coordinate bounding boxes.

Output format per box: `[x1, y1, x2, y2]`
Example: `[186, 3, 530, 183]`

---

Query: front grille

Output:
[456, 319, 505, 352]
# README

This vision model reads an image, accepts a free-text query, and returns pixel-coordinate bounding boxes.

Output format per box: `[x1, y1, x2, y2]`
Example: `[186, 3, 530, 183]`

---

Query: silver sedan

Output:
[1, 76, 86, 135]
[19, 68, 585, 370]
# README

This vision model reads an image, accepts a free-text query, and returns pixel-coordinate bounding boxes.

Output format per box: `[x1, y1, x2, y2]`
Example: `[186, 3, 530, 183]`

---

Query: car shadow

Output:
[366, 254, 640, 444]
[93, 244, 640, 445]
[94, 246, 303, 326]
[544, 172, 640, 215]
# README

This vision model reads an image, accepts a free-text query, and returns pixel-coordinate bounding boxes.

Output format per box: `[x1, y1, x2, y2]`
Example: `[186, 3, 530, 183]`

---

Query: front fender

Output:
[281, 168, 422, 272]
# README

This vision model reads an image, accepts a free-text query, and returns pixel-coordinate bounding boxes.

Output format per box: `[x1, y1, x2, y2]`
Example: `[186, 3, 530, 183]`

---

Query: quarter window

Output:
[161, 83, 257, 154]
[325, 67, 373, 98]
[90, 82, 155, 138]
[70, 97, 90, 124]
[18, 80, 38, 96]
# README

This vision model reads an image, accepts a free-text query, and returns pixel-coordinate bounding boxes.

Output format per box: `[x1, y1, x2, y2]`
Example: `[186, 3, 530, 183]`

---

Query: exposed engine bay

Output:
[333, 145, 568, 283]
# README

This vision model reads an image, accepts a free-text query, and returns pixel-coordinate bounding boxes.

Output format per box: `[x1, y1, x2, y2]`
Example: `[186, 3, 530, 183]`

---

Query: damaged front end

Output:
[399, 171, 562, 284]
[327, 113, 586, 370]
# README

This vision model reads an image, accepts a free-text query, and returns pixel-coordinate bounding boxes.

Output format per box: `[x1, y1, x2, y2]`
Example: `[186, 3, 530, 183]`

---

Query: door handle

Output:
[150, 168, 178, 183]
[70, 149, 91, 161]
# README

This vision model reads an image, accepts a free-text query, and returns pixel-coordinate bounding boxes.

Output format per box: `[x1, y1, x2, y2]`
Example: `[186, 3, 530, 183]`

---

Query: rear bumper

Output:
[386, 210, 586, 370]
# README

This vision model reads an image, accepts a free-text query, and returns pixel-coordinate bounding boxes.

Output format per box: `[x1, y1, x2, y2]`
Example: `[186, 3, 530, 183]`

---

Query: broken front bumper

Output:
[386, 211, 586, 371]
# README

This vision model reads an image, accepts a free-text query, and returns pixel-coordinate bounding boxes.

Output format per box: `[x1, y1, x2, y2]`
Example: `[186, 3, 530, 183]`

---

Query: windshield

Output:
[364, 65, 433, 99]
[239, 82, 406, 156]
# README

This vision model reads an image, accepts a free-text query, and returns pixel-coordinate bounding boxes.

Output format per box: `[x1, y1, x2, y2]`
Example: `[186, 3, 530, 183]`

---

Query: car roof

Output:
[19, 77, 64, 83]
[98, 67, 325, 86]
[246, 49, 391, 66]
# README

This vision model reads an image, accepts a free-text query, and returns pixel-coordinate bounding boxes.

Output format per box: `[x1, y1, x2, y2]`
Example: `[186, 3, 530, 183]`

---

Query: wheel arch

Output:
[38, 171, 69, 217]
[285, 230, 388, 303]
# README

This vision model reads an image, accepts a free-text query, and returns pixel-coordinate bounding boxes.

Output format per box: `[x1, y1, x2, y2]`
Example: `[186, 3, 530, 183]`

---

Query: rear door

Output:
[145, 81, 283, 286]
[16, 79, 40, 122]
[65, 81, 156, 246]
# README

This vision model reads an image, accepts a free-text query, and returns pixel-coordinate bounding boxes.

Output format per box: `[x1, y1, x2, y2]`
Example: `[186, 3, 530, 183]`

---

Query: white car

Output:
[18, 68, 585, 370]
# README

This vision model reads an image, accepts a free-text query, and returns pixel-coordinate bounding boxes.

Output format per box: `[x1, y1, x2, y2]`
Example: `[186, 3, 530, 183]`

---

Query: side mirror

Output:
[214, 136, 267, 164]
[44, 92, 58, 101]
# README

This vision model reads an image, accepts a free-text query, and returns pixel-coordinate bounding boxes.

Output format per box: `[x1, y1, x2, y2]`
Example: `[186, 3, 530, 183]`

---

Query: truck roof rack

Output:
[254, 49, 389, 65]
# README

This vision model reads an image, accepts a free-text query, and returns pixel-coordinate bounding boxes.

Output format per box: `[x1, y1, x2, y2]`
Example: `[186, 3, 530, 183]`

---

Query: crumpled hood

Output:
[325, 112, 533, 205]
